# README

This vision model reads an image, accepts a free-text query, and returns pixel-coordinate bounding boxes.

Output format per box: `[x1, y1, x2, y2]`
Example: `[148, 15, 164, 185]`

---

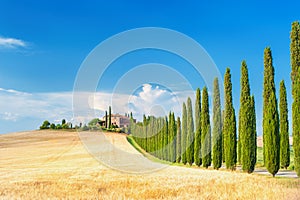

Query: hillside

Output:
[0, 130, 299, 199]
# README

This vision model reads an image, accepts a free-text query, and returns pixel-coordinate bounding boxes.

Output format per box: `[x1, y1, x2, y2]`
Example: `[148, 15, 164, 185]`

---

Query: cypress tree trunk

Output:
[239, 61, 256, 173]
[280, 80, 290, 169]
[181, 103, 187, 164]
[263, 47, 280, 177]
[186, 97, 194, 165]
[224, 68, 237, 170]
[176, 117, 181, 163]
[194, 88, 202, 166]
[201, 87, 211, 168]
[212, 78, 222, 169]
[291, 21, 300, 177]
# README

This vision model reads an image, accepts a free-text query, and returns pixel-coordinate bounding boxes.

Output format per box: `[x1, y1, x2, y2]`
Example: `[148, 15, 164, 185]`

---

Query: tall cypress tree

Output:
[222, 109, 225, 163]
[224, 68, 237, 170]
[194, 88, 202, 166]
[212, 78, 222, 169]
[201, 87, 211, 168]
[169, 112, 177, 163]
[263, 47, 280, 177]
[291, 21, 300, 177]
[163, 116, 169, 161]
[250, 96, 257, 172]
[108, 106, 112, 129]
[176, 117, 181, 163]
[143, 114, 147, 151]
[181, 102, 187, 164]
[239, 61, 256, 173]
[279, 80, 290, 169]
[168, 112, 173, 162]
[186, 97, 194, 165]
[105, 111, 108, 128]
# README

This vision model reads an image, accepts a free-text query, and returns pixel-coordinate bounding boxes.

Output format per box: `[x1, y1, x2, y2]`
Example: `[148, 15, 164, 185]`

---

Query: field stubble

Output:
[0, 130, 299, 199]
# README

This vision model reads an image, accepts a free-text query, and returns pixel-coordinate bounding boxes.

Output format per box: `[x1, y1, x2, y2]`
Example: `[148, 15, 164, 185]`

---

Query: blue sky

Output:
[0, 0, 299, 134]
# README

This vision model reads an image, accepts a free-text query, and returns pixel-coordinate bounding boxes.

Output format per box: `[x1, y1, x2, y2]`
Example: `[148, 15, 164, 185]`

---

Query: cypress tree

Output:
[181, 102, 187, 164]
[108, 106, 112, 129]
[194, 88, 202, 166]
[176, 117, 181, 163]
[291, 21, 300, 176]
[212, 78, 222, 169]
[239, 61, 256, 173]
[163, 116, 169, 161]
[168, 112, 173, 162]
[263, 47, 280, 177]
[250, 96, 257, 172]
[201, 87, 211, 168]
[105, 111, 108, 128]
[143, 114, 148, 151]
[186, 97, 194, 165]
[279, 80, 290, 169]
[169, 112, 177, 162]
[222, 109, 225, 163]
[224, 68, 237, 170]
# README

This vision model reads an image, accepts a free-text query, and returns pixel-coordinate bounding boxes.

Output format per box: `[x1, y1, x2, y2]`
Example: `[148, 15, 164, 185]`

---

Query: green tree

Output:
[50, 123, 56, 129]
[176, 117, 181, 163]
[88, 118, 100, 126]
[263, 47, 280, 177]
[212, 78, 222, 169]
[239, 61, 256, 173]
[279, 80, 290, 169]
[170, 112, 177, 162]
[108, 106, 112, 129]
[186, 97, 194, 165]
[194, 88, 202, 166]
[56, 124, 62, 129]
[250, 96, 257, 172]
[105, 111, 108, 128]
[62, 123, 69, 129]
[224, 68, 237, 170]
[222, 109, 225, 163]
[62, 119, 66, 125]
[201, 87, 211, 168]
[291, 21, 300, 176]
[163, 116, 169, 161]
[40, 120, 50, 129]
[181, 102, 187, 164]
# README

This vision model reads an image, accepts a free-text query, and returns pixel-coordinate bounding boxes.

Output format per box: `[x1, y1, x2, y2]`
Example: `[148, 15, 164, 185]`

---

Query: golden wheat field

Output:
[0, 130, 299, 200]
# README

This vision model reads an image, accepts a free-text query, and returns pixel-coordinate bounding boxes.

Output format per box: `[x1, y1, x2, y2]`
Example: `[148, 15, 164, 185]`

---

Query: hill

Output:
[0, 130, 299, 199]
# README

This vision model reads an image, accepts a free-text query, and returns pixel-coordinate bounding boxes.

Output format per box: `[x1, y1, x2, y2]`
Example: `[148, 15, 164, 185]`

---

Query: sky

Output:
[0, 0, 299, 134]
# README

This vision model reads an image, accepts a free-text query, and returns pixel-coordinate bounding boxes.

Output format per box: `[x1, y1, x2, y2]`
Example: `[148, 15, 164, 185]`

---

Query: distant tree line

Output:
[130, 21, 300, 177]
[39, 119, 72, 130]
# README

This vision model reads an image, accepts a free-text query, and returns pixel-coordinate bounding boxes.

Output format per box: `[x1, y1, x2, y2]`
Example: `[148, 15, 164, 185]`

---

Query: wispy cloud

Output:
[0, 36, 27, 49]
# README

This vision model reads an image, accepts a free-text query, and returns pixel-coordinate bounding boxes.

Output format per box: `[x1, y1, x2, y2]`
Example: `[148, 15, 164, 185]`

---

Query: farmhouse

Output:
[101, 113, 135, 128]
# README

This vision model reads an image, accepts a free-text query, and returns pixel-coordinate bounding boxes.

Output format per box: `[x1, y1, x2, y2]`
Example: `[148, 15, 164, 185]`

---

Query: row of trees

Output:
[40, 119, 72, 130]
[131, 21, 299, 177]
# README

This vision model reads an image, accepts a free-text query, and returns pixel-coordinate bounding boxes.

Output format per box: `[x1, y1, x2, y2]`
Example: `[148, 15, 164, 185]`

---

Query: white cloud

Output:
[0, 85, 196, 133]
[0, 36, 27, 49]
[0, 88, 73, 125]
